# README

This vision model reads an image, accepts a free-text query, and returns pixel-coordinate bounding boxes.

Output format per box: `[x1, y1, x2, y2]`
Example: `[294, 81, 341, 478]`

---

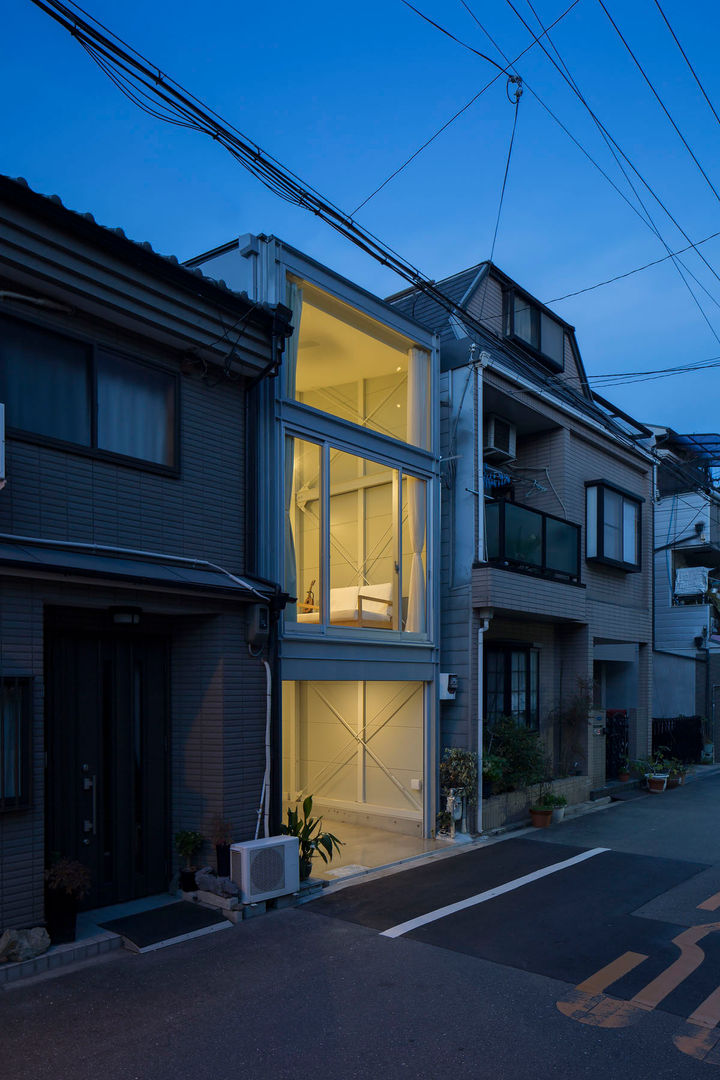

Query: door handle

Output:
[83, 775, 97, 835]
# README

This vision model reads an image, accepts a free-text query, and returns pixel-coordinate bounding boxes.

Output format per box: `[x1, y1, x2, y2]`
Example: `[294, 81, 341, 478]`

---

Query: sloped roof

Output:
[387, 262, 650, 445]
[387, 262, 487, 335]
[0, 174, 286, 327]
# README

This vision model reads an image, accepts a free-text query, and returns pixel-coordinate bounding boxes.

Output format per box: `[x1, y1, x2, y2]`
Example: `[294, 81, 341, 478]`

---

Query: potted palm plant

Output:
[175, 830, 204, 891]
[279, 796, 343, 880]
[44, 857, 92, 944]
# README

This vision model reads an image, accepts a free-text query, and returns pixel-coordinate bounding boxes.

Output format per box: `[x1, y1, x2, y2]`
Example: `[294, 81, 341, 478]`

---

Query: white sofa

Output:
[297, 582, 393, 627]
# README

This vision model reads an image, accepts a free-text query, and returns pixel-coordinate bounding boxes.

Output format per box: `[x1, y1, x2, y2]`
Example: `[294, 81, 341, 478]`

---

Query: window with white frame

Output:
[284, 436, 428, 634]
[586, 482, 641, 571]
[285, 279, 430, 450]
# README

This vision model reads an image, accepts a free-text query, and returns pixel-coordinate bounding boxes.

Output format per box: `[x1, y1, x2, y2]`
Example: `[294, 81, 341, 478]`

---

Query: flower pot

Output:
[299, 858, 313, 882]
[216, 843, 230, 878]
[551, 806, 566, 824]
[666, 775, 680, 790]
[179, 868, 198, 891]
[44, 888, 79, 945]
[647, 773, 667, 793]
[530, 808, 552, 828]
[618, 771, 630, 783]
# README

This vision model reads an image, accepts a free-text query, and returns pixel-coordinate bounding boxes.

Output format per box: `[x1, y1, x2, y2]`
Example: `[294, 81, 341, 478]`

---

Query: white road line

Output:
[380, 847, 610, 939]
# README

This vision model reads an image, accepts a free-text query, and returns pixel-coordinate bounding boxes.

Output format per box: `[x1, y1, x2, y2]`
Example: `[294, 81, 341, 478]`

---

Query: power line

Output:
[352, 0, 581, 214]
[489, 80, 522, 261]
[28, 0, 584, 400]
[652, 0, 720, 129]
[545, 228, 720, 303]
[596, 0, 720, 204]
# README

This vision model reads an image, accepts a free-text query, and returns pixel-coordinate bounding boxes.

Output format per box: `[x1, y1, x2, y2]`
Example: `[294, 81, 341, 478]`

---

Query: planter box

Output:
[481, 776, 590, 831]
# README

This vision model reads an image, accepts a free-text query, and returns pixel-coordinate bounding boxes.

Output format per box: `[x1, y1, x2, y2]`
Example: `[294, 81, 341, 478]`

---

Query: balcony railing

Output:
[485, 500, 581, 584]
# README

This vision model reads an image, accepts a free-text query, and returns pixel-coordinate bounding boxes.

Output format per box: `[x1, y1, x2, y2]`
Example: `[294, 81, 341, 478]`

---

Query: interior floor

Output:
[311, 820, 453, 881]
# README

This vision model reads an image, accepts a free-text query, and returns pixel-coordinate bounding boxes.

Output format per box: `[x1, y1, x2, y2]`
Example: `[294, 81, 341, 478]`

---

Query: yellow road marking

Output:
[576, 951, 648, 995]
[698, 891, 720, 911]
[631, 925, 711, 1010]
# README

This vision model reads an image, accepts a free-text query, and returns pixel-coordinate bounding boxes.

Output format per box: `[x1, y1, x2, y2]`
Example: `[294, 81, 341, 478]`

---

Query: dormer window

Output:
[503, 291, 565, 372]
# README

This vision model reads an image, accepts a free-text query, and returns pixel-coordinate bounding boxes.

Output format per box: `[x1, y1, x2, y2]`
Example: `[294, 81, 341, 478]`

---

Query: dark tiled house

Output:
[0, 177, 291, 927]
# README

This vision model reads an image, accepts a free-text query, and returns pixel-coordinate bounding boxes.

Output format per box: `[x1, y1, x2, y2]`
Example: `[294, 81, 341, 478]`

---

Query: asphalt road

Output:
[6, 774, 720, 1079]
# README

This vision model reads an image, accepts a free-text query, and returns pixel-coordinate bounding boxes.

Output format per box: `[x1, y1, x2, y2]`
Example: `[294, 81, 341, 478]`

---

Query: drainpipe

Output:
[477, 614, 491, 834]
[475, 350, 490, 834]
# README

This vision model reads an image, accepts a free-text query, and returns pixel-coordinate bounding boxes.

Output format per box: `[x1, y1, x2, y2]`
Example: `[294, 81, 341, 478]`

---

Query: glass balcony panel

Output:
[485, 502, 500, 559]
[485, 500, 580, 583]
[546, 517, 579, 577]
[504, 504, 542, 567]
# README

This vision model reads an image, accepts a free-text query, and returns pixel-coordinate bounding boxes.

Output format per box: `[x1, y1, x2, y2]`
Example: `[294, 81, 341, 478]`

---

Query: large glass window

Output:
[285, 280, 430, 449]
[485, 647, 539, 728]
[0, 314, 177, 469]
[285, 436, 427, 634]
[586, 482, 641, 571]
[282, 680, 424, 827]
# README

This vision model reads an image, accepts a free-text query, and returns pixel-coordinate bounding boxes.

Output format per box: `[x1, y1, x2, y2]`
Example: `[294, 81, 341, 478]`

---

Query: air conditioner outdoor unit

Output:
[230, 836, 299, 903]
[484, 414, 517, 463]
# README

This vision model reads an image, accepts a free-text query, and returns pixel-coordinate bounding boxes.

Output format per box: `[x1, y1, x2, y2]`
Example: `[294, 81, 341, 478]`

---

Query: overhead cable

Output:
[352, 0, 580, 213]
[596, 0, 720, 205]
[652, 0, 720, 129]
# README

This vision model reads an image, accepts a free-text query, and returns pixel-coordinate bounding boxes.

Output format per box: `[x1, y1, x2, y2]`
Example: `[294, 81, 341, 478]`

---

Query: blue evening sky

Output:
[3, 0, 720, 435]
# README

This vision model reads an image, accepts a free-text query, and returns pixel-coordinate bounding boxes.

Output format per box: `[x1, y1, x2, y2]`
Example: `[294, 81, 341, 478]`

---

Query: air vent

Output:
[484, 414, 517, 462]
[230, 836, 299, 903]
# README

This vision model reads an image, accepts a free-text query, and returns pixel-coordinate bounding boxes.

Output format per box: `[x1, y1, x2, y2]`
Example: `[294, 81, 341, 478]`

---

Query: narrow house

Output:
[0, 176, 291, 928]
[188, 237, 442, 850]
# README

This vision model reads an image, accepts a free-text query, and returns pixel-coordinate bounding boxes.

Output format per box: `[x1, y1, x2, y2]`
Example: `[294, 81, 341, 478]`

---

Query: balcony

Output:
[485, 500, 581, 584]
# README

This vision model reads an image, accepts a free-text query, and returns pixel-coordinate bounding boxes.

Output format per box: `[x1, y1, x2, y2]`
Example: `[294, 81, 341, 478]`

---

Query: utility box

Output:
[248, 603, 269, 648]
[439, 673, 458, 700]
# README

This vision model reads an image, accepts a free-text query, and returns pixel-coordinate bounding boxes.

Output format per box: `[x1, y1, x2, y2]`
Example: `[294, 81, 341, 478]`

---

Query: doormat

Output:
[99, 902, 232, 953]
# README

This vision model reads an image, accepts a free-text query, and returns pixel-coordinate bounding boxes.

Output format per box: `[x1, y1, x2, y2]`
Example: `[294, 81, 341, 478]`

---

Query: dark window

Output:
[97, 352, 175, 466]
[1, 677, 31, 812]
[485, 646, 539, 728]
[586, 482, 642, 571]
[503, 291, 565, 372]
[0, 318, 91, 444]
[0, 314, 177, 469]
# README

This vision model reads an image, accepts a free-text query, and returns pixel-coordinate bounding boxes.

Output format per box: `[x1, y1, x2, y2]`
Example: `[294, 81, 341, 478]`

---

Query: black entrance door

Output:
[46, 620, 169, 909]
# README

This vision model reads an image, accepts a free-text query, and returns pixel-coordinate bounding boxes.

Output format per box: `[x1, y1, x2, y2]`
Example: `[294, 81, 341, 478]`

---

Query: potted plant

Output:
[440, 748, 478, 832]
[279, 796, 343, 881]
[529, 787, 554, 828]
[617, 755, 632, 783]
[667, 759, 689, 788]
[643, 749, 670, 793]
[209, 815, 233, 877]
[548, 792, 568, 823]
[44, 857, 92, 944]
[175, 830, 204, 891]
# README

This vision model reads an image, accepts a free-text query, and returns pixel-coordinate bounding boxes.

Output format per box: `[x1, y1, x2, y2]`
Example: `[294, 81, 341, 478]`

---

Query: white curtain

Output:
[283, 284, 303, 618]
[406, 348, 428, 632]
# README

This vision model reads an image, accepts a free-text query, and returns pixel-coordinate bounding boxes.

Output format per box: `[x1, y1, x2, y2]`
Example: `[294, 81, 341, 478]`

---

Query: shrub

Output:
[484, 716, 547, 792]
[439, 748, 478, 803]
